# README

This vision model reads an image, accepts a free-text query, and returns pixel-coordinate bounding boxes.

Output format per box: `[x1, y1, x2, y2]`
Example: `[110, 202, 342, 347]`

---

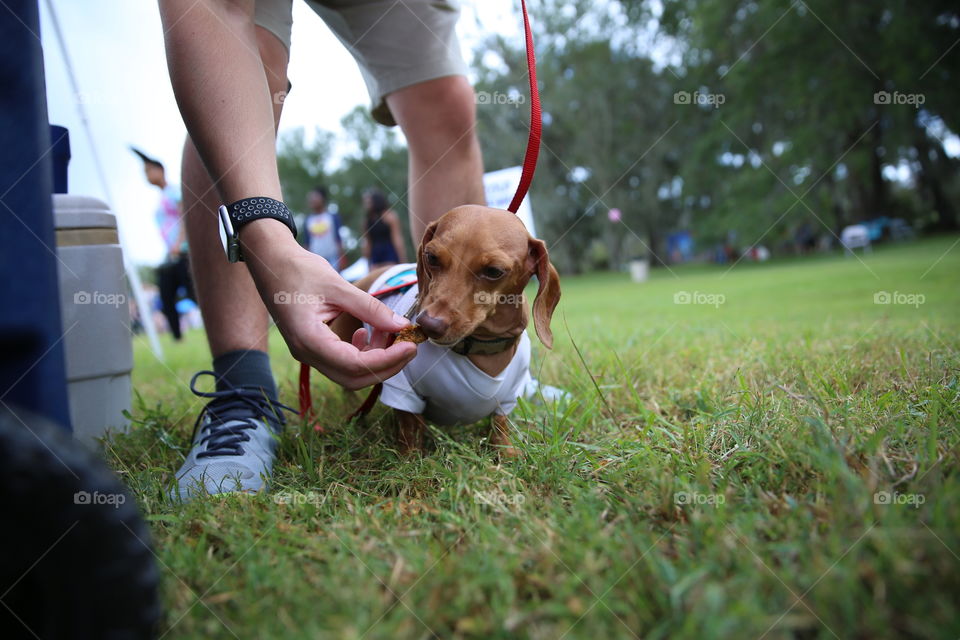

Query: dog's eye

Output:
[425, 252, 440, 268]
[481, 266, 505, 280]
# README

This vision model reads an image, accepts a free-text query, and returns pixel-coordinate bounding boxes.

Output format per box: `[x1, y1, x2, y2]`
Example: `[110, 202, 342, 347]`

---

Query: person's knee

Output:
[256, 27, 289, 126]
[397, 77, 478, 158]
[430, 77, 477, 140]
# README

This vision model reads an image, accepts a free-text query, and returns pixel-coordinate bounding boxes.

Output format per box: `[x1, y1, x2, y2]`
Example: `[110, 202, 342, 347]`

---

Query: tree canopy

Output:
[277, 0, 959, 272]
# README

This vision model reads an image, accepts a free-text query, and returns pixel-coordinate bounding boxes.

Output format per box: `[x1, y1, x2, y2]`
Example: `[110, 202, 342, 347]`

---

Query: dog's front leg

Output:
[395, 410, 427, 454]
[490, 414, 520, 458]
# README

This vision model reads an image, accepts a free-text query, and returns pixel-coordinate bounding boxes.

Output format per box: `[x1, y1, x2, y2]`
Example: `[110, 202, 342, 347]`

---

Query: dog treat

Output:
[395, 325, 427, 344]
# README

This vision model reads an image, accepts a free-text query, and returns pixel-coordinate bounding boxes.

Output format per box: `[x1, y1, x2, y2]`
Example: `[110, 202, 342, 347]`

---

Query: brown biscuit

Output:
[395, 325, 427, 344]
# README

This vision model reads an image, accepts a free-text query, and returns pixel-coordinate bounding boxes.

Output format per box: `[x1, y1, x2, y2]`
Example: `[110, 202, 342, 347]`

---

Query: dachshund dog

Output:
[332, 205, 561, 456]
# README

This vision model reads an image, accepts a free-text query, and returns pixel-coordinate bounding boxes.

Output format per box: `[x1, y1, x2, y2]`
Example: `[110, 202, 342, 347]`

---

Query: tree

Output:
[277, 0, 959, 274]
[473, 0, 689, 271]
[620, 0, 960, 237]
[277, 127, 333, 214]
[277, 107, 414, 262]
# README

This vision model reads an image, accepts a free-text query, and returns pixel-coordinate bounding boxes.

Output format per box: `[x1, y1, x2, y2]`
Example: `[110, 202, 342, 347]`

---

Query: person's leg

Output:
[387, 75, 486, 243]
[0, 0, 71, 430]
[156, 263, 182, 341]
[176, 255, 195, 307]
[304, 0, 483, 242]
[181, 26, 289, 360]
[171, 25, 293, 501]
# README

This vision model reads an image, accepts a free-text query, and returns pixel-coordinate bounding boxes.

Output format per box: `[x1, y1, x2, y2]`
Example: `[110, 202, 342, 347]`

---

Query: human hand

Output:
[241, 221, 417, 389]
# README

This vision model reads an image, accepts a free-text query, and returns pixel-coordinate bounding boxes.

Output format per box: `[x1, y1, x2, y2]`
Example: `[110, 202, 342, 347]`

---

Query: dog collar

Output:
[451, 334, 519, 356]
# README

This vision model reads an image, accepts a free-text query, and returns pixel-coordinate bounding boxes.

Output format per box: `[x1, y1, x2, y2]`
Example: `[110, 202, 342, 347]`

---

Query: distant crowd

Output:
[131, 149, 403, 339]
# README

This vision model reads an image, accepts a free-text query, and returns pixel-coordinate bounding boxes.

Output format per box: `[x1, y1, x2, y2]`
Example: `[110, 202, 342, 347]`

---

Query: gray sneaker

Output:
[170, 371, 295, 502]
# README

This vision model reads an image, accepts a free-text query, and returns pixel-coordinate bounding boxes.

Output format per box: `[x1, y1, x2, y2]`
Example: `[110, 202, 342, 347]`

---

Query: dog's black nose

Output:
[415, 311, 449, 340]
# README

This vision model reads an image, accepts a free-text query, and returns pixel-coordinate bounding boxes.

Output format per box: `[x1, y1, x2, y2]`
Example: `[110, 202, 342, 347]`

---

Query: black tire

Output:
[0, 405, 160, 639]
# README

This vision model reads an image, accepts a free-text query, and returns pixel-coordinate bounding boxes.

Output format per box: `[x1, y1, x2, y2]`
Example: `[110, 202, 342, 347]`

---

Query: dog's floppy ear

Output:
[527, 237, 561, 349]
[415, 221, 439, 300]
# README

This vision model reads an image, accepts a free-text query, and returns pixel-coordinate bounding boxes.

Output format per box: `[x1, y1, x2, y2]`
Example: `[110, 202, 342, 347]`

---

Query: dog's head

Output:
[414, 205, 561, 348]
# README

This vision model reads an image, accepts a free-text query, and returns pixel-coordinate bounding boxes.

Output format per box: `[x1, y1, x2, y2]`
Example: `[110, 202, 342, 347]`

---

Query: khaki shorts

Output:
[254, 0, 468, 126]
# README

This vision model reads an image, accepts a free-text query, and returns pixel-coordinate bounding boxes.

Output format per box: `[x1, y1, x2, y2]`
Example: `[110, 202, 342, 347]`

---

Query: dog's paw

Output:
[497, 445, 520, 459]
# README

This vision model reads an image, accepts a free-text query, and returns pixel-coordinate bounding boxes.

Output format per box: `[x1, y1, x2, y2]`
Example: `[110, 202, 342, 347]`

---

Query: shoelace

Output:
[188, 371, 296, 458]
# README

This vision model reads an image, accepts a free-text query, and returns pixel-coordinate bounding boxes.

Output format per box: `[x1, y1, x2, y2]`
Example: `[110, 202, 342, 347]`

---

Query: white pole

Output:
[43, 0, 164, 360]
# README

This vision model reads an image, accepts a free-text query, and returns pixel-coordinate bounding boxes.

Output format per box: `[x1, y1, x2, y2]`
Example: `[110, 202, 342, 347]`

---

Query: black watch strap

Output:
[218, 197, 297, 263]
[227, 197, 297, 237]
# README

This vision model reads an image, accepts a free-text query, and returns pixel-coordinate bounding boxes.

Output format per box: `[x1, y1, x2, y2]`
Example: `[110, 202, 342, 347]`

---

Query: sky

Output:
[39, 0, 523, 265]
[39, 1, 959, 266]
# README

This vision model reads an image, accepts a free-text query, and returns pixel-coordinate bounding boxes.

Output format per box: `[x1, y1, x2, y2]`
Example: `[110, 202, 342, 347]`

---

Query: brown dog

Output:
[332, 205, 560, 456]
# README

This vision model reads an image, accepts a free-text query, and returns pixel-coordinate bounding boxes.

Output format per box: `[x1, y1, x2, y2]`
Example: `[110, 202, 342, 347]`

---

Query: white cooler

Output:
[54, 194, 132, 446]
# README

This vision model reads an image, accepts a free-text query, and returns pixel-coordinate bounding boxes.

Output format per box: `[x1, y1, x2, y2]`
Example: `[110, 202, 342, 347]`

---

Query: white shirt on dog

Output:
[364, 264, 532, 426]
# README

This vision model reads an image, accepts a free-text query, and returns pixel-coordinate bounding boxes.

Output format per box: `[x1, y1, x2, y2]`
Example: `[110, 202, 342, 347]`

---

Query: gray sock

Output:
[212, 349, 278, 402]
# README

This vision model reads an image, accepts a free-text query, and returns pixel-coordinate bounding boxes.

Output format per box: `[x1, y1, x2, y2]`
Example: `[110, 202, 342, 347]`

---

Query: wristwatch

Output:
[218, 197, 298, 263]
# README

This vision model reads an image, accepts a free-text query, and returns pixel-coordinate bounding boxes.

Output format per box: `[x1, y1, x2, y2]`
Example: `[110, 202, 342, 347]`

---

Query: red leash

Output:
[299, 0, 542, 426]
[508, 0, 542, 214]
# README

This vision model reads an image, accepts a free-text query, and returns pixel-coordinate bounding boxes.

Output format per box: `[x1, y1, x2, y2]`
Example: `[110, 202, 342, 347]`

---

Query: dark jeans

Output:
[156, 256, 194, 341]
[0, 0, 71, 429]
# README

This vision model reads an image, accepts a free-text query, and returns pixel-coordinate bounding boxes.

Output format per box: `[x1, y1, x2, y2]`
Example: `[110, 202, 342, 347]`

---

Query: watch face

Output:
[218, 205, 241, 262]
[218, 214, 228, 255]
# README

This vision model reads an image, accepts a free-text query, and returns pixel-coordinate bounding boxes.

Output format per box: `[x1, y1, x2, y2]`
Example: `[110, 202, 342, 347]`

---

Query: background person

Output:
[362, 188, 407, 270]
[304, 185, 345, 270]
[132, 147, 194, 341]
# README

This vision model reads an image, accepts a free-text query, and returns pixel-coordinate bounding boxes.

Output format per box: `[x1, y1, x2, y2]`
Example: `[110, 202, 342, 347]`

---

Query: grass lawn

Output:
[107, 235, 960, 639]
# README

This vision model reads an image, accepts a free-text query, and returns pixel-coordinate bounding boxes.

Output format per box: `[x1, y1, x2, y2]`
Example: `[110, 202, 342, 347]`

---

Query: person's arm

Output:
[386, 210, 408, 262]
[158, 0, 415, 389]
[171, 199, 187, 258]
[159, 0, 281, 204]
[170, 224, 187, 258]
